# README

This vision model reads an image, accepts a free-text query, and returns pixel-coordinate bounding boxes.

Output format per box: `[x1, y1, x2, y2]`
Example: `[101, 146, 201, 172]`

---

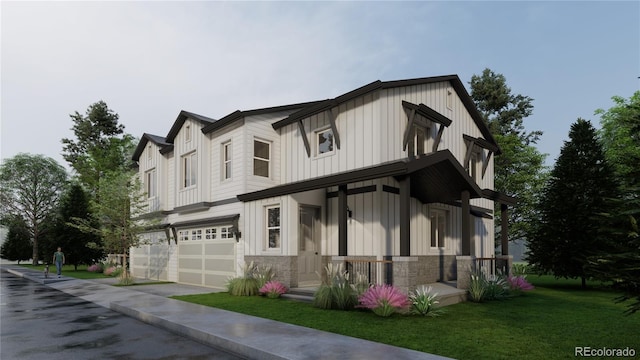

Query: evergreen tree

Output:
[527, 119, 618, 288]
[61, 101, 134, 200]
[0, 217, 32, 264]
[469, 69, 548, 245]
[52, 183, 103, 270]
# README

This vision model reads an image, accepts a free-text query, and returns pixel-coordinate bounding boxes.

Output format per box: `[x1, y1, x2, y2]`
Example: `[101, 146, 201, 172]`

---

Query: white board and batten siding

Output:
[280, 92, 379, 184]
[174, 118, 210, 208]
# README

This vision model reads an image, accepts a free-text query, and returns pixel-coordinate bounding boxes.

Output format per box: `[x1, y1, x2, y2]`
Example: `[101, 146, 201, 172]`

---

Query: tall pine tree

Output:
[527, 119, 618, 288]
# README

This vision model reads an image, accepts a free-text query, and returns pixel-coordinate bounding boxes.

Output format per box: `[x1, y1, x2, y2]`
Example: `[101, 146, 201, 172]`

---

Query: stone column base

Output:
[456, 256, 476, 290]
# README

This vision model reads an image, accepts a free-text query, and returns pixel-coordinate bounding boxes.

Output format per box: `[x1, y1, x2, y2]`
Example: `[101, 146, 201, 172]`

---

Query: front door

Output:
[298, 206, 321, 286]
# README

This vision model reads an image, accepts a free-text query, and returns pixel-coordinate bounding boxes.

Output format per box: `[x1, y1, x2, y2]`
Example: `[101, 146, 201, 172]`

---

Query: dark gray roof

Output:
[132, 133, 171, 161]
[272, 74, 500, 154]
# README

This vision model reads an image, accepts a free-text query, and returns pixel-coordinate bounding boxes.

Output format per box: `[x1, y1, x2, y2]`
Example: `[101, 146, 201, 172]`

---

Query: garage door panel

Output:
[204, 243, 235, 256]
[179, 272, 202, 285]
[178, 258, 203, 270]
[205, 274, 231, 288]
[205, 259, 235, 272]
[180, 243, 202, 256]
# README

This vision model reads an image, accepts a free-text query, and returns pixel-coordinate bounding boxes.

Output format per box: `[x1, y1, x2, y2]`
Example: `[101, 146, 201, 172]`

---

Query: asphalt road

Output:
[0, 271, 243, 360]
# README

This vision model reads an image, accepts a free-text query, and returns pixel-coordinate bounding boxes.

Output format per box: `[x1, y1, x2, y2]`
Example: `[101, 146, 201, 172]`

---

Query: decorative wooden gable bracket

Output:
[297, 120, 311, 157]
[463, 134, 499, 178]
[401, 101, 452, 151]
[296, 102, 342, 158]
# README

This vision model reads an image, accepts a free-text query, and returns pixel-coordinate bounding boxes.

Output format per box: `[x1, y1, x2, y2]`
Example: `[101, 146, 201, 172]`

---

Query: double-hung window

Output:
[182, 152, 197, 188]
[408, 124, 429, 157]
[253, 139, 270, 177]
[266, 206, 280, 249]
[223, 141, 232, 180]
[145, 169, 157, 198]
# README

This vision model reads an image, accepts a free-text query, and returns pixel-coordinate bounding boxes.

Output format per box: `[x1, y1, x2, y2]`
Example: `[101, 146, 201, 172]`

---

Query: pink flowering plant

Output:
[358, 284, 410, 317]
[259, 280, 288, 299]
[508, 275, 534, 294]
[87, 263, 103, 273]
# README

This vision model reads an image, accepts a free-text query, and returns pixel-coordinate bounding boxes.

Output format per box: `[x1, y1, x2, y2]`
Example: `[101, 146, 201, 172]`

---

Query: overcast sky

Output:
[2, 1, 638, 172]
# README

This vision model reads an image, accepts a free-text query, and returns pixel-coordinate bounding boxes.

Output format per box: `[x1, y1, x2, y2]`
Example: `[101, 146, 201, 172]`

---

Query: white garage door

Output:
[177, 225, 236, 289]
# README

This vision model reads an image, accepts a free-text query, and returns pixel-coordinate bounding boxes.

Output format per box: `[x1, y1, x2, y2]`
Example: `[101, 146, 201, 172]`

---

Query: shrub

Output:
[511, 263, 529, 277]
[468, 271, 487, 302]
[226, 261, 259, 296]
[313, 263, 358, 310]
[259, 280, 288, 299]
[118, 270, 135, 286]
[508, 275, 535, 294]
[484, 273, 509, 300]
[254, 265, 275, 290]
[104, 266, 117, 276]
[358, 284, 410, 317]
[409, 285, 444, 317]
[87, 263, 103, 273]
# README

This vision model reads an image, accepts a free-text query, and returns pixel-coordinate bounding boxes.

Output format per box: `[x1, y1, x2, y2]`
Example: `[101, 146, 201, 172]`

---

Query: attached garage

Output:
[173, 215, 239, 289]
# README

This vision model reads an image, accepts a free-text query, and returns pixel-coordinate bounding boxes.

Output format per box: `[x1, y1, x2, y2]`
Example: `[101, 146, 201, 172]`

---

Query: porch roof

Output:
[237, 150, 483, 203]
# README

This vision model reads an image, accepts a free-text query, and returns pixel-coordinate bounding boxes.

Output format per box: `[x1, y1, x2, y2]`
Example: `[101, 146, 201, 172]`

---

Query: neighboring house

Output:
[130, 75, 515, 292]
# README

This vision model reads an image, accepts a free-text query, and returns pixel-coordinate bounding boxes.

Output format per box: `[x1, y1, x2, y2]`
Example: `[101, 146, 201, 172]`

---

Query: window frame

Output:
[315, 126, 335, 157]
[185, 124, 192, 142]
[145, 168, 157, 199]
[253, 139, 271, 178]
[408, 124, 430, 157]
[265, 205, 281, 249]
[182, 151, 197, 189]
[222, 141, 232, 181]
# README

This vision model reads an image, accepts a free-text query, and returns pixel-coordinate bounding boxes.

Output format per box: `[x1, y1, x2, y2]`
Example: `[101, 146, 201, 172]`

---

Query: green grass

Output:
[173, 276, 640, 360]
[19, 264, 112, 279]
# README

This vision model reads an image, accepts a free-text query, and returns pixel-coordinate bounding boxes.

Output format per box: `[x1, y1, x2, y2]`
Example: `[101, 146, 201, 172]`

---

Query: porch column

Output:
[338, 184, 348, 256]
[461, 190, 471, 256]
[399, 176, 410, 256]
[501, 203, 509, 256]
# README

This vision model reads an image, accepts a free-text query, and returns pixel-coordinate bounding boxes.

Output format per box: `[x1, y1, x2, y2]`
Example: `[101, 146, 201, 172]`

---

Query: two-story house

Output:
[131, 74, 515, 292]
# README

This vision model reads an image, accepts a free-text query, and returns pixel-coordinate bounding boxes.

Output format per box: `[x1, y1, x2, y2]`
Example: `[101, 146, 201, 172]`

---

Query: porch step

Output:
[429, 282, 467, 307]
[282, 287, 316, 303]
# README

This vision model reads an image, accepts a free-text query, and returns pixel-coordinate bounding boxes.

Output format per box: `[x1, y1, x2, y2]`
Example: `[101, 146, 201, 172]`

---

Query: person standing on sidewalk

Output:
[52, 247, 65, 278]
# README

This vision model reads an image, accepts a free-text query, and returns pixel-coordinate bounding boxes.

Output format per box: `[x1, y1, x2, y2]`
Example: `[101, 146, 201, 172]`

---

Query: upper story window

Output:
[253, 139, 270, 178]
[316, 127, 334, 156]
[222, 141, 232, 180]
[266, 205, 281, 249]
[185, 125, 192, 142]
[145, 168, 157, 198]
[468, 152, 479, 182]
[147, 145, 152, 160]
[182, 152, 197, 188]
[408, 125, 430, 157]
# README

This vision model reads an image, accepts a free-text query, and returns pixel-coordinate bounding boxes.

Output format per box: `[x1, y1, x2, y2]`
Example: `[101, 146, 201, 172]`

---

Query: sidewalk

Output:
[3, 265, 451, 360]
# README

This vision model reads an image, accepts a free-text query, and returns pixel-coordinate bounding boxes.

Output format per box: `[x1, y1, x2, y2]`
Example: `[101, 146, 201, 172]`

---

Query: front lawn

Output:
[173, 276, 639, 360]
[19, 264, 111, 279]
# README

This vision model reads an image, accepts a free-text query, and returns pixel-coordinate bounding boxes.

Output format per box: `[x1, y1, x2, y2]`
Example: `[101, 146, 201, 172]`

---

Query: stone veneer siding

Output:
[245, 256, 297, 288]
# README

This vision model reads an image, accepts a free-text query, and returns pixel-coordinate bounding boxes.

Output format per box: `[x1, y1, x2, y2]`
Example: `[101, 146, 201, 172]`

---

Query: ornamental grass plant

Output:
[358, 284, 410, 317]
[226, 261, 259, 296]
[409, 285, 444, 317]
[313, 263, 358, 310]
[259, 280, 288, 299]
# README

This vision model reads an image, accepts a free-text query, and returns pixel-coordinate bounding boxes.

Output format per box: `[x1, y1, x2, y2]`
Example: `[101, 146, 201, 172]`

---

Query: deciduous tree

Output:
[0, 154, 68, 264]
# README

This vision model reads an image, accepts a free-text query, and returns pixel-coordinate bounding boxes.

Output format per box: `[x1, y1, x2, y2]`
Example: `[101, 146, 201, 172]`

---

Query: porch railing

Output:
[475, 257, 509, 277]
[344, 258, 393, 285]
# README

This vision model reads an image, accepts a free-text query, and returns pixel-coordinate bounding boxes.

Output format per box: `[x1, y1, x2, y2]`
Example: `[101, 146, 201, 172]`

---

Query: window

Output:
[182, 152, 197, 188]
[147, 145, 152, 160]
[253, 140, 270, 177]
[316, 128, 334, 156]
[430, 209, 446, 248]
[191, 229, 202, 240]
[468, 151, 479, 182]
[266, 206, 280, 249]
[145, 169, 157, 198]
[205, 228, 217, 240]
[179, 230, 189, 242]
[408, 125, 429, 156]
[221, 227, 232, 239]
[185, 125, 191, 142]
[223, 141, 232, 180]
[447, 89, 453, 110]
